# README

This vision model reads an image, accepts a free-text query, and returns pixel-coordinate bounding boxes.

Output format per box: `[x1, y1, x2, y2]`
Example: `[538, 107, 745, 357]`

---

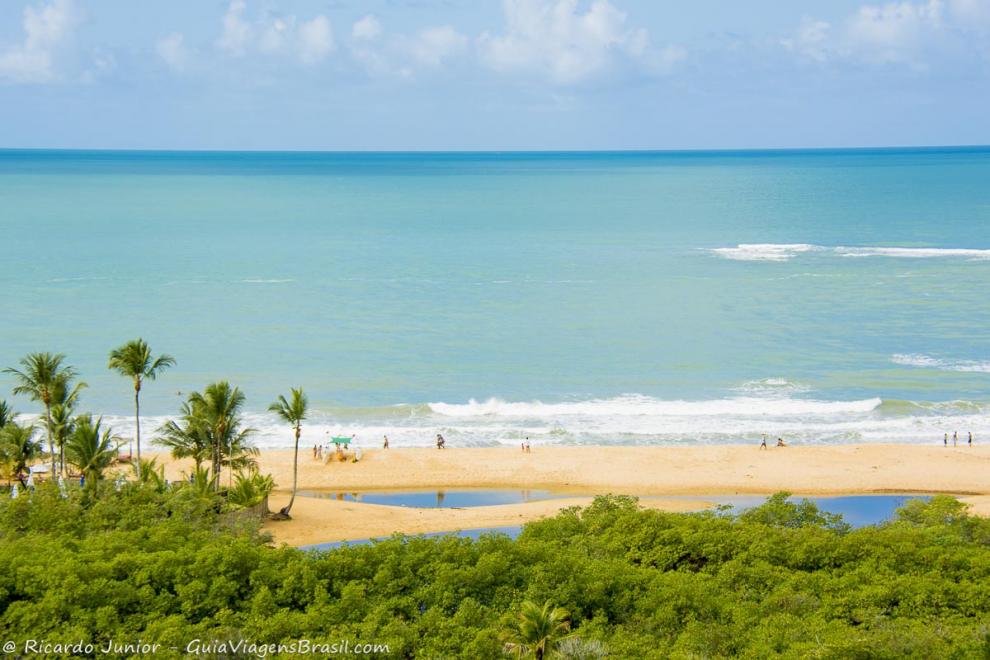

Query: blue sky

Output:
[0, 0, 988, 150]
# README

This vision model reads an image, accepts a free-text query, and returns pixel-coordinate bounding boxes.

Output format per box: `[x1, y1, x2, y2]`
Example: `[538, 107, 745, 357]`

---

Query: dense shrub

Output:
[1, 488, 989, 658]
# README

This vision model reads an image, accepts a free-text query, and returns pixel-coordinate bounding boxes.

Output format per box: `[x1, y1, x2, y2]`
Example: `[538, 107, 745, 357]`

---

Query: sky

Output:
[0, 0, 988, 150]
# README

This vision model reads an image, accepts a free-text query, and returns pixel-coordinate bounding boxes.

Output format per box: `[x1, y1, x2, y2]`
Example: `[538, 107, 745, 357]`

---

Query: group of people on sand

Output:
[944, 431, 974, 447]
[759, 434, 786, 449]
[312, 432, 453, 455]
[520, 438, 531, 453]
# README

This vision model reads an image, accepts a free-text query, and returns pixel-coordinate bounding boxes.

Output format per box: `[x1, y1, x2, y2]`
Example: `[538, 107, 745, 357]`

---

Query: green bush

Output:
[1, 488, 989, 658]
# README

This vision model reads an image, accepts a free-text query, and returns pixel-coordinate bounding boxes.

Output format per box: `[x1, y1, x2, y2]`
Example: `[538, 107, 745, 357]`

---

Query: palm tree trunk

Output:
[134, 386, 141, 466]
[46, 402, 55, 476]
[285, 424, 301, 515]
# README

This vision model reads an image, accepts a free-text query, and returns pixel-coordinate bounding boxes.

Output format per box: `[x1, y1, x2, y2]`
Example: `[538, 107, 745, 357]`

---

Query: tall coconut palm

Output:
[502, 600, 571, 660]
[108, 339, 175, 467]
[268, 387, 307, 517]
[65, 415, 120, 487]
[4, 353, 86, 475]
[0, 422, 43, 487]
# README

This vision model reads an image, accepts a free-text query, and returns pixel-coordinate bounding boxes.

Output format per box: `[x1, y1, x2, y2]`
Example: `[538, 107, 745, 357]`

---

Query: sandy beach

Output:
[151, 444, 990, 546]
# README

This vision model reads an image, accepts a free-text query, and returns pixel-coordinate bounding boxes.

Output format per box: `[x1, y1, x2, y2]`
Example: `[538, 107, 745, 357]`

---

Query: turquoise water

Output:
[1, 148, 988, 446]
[299, 494, 933, 550]
[297, 489, 554, 507]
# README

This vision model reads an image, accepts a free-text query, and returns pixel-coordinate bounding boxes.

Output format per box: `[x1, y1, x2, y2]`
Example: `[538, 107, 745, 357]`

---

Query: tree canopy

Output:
[1, 489, 989, 658]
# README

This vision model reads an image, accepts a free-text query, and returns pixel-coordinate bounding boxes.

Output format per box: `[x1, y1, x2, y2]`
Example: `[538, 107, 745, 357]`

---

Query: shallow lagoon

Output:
[299, 491, 933, 551]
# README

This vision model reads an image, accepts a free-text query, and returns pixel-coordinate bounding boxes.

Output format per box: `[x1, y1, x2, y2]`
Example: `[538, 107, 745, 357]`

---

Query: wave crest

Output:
[707, 244, 990, 262]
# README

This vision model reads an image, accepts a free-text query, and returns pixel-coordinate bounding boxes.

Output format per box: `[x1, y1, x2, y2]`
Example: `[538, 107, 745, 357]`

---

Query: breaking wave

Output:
[78, 392, 990, 450]
[892, 354, 990, 373]
[707, 244, 990, 262]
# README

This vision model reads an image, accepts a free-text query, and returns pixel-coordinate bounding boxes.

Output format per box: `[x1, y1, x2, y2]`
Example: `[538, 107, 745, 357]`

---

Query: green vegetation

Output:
[63, 416, 121, 489]
[502, 600, 571, 659]
[4, 352, 86, 475]
[156, 381, 257, 491]
[2, 487, 989, 658]
[107, 338, 176, 465]
[0, 421, 42, 487]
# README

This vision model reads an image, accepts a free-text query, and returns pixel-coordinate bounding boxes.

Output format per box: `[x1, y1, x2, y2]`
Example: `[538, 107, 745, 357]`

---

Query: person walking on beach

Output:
[969, 431, 973, 447]
[953, 431, 958, 446]
[760, 435, 767, 450]
[436, 433, 445, 449]
[944, 433, 948, 447]
[383, 435, 389, 449]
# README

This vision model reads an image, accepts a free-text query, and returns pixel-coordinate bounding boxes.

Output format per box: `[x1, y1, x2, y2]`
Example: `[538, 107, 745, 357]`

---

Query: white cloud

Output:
[477, 0, 680, 84]
[298, 16, 334, 64]
[408, 26, 468, 67]
[213, 1, 334, 64]
[0, 0, 78, 83]
[781, 18, 833, 63]
[948, 0, 990, 25]
[782, 0, 990, 68]
[156, 33, 188, 72]
[350, 20, 468, 78]
[216, 0, 253, 56]
[352, 15, 383, 41]
[846, 0, 944, 63]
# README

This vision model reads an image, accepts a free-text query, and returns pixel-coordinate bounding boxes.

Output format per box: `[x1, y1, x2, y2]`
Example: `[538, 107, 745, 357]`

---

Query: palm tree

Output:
[134, 458, 168, 491]
[157, 382, 256, 491]
[502, 600, 571, 660]
[4, 353, 86, 475]
[64, 415, 120, 487]
[49, 403, 76, 479]
[0, 422, 43, 487]
[268, 387, 308, 517]
[0, 400, 14, 429]
[108, 339, 175, 467]
[156, 408, 212, 471]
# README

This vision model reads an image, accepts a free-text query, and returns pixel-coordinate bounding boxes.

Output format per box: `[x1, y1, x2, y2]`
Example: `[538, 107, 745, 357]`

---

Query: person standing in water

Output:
[760, 435, 767, 450]
[383, 435, 389, 449]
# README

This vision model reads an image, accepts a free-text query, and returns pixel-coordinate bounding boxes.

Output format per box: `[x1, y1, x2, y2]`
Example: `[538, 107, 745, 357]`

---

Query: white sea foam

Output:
[707, 244, 990, 262]
[707, 244, 822, 262]
[60, 392, 986, 453]
[240, 278, 296, 284]
[892, 354, 990, 373]
[426, 395, 880, 418]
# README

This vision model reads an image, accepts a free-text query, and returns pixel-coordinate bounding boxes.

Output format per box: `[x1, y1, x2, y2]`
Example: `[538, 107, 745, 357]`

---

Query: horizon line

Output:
[1, 143, 989, 156]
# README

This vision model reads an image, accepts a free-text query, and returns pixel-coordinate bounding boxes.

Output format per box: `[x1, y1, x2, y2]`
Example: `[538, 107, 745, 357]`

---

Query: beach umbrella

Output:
[10, 484, 18, 499]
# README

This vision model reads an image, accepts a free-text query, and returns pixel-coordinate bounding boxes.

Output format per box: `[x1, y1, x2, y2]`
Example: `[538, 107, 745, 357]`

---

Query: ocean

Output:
[1, 147, 988, 447]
